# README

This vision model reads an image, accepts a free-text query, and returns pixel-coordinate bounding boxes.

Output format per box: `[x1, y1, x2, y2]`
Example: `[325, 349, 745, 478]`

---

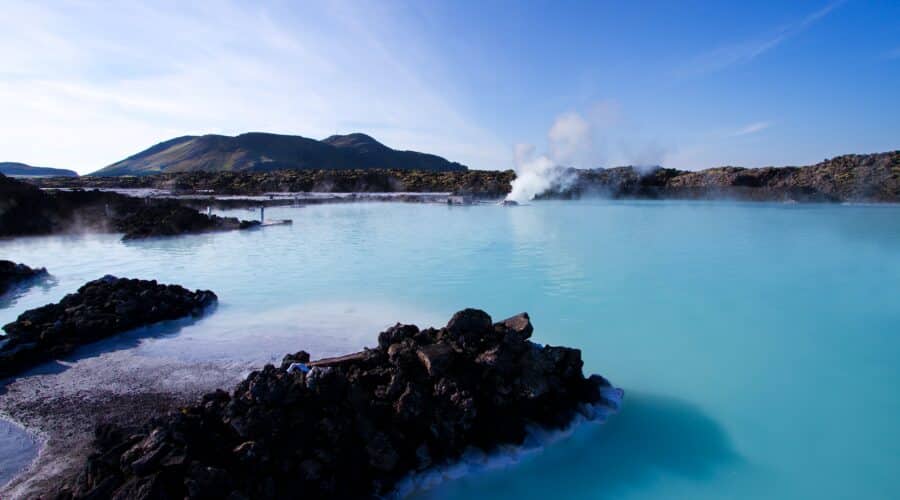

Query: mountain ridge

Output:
[0, 162, 78, 177]
[90, 132, 467, 176]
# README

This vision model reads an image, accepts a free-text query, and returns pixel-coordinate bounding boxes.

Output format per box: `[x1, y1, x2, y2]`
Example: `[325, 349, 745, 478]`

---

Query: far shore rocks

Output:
[113, 203, 260, 240]
[24, 150, 900, 202]
[55, 309, 621, 499]
[0, 173, 259, 240]
[0, 260, 48, 295]
[0, 276, 217, 379]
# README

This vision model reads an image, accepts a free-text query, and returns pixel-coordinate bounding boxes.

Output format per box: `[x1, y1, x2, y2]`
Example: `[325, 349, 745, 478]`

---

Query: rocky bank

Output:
[54, 309, 619, 499]
[0, 276, 217, 379]
[0, 173, 259, 239]
[0, 261, 48, 296]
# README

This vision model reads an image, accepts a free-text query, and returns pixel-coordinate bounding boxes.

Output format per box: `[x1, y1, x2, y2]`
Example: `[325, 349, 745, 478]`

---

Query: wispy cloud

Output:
[731, 121, 772, 137]
[0, 0, 508, 174]
[885, 47, 900, 60]
[677, 1, 844, 77]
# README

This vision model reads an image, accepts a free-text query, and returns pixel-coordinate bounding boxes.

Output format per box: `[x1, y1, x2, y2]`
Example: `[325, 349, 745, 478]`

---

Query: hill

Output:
[0, 162, 77, 177]
[90, 132, 467, 176]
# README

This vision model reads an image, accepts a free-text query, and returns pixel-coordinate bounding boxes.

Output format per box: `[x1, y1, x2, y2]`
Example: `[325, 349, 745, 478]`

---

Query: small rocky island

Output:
[0, 276, 217, 378]
[55, 309, 620, 499]
[0, 260, 48, 296]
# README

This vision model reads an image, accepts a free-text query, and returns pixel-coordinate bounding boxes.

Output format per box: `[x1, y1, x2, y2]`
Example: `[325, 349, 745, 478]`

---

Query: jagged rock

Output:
[496, 312, 533, 339]
[0, 276, 217, 378]
[58, 309, 618, 499]
[416, 344, 454, 377]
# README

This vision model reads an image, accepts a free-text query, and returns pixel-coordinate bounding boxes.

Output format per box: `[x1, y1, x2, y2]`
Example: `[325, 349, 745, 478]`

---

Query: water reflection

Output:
[424, 392, 740, 499]
[0, 273, 57, 310]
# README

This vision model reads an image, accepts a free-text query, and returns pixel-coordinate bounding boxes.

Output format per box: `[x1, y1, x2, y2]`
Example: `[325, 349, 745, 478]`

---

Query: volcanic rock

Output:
[0, 260, 48, 295]
[0, 173, 258, 239]
[56, 309, 620, 499]
[0, 276, 217, 378]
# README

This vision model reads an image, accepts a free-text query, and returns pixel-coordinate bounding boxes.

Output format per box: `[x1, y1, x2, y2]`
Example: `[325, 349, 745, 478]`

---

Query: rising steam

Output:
[506, 112, 591, 203]
[505, 103, 667, 202]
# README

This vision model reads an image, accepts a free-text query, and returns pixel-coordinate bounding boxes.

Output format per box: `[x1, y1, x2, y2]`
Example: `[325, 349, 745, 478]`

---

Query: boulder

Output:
[496, 312, 533, 339]
[416, 344, 455, 377]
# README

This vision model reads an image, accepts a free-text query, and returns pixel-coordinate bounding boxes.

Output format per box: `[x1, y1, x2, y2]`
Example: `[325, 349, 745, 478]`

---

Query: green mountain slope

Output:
[90, 132, 467, 176]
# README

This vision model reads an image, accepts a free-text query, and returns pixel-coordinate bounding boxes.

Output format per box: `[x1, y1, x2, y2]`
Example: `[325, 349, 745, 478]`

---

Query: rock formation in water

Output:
[113, 204, 260, 240]
[0, 261, 48, 296]
[55, 309, 620, 499]
[0, 173, 258, 239]
[29, 150, 900, 202]
[0, 276, 217, 378]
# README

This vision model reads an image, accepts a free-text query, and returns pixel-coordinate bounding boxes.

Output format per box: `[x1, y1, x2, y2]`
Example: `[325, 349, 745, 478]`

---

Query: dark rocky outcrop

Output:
[112, 203, 260, 240]
[0, 173, 258, 239]
[537, 151, 900, 202]
[0, 276, 217, 378]
[56, 309, 619, 499]
[0, 260, 48, 295]
[30, 169, 516, 198]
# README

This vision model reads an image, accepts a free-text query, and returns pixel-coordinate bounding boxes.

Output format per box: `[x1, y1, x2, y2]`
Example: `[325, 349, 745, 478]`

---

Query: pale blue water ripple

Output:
[1, 200, 898, 499]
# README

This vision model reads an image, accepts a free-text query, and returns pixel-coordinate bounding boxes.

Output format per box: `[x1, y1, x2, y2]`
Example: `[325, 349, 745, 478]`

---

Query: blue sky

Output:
[1, 0, 898, 174]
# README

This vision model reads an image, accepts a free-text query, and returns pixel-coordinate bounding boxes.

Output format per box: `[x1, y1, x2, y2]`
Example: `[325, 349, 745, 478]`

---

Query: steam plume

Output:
[505, 103, 668, 202]
[506, 112, 590, 203]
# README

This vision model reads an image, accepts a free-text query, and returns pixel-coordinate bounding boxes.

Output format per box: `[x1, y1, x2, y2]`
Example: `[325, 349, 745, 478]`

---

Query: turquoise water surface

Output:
[2, 201, 899, 498]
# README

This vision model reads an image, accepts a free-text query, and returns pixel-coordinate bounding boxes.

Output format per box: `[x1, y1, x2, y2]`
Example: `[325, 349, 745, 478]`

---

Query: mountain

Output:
[0, 162, 77, 177]
[90, 132, 467, 176]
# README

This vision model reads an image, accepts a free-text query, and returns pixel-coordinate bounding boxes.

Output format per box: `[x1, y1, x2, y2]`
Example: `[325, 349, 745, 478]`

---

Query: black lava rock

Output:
[0, 173, 258, 240]
[57, 310, 617, 499]
[0, 276, 217, 378]
[0, 260, 48, 295]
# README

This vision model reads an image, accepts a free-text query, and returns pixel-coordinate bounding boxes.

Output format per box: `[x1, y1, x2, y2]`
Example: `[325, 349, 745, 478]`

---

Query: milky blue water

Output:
[1, 201, 899, 498]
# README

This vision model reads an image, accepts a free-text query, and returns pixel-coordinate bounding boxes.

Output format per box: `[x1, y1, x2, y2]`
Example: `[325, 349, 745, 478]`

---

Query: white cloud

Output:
[0, 0, 508, 174]
[677, 1, 844, 77]
[731, 121, 772, 137]
[548, 112, 592, 165]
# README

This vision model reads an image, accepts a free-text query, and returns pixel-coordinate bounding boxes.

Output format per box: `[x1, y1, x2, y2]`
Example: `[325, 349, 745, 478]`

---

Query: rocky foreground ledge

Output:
[55, 309, 620, 499]
[0, 276, 217, 378]
[0, 260, 48, 296]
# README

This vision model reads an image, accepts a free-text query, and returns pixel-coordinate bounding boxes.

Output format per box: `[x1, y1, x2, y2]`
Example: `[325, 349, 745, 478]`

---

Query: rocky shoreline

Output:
[0, 276, 217, 379]
[1, 173, 259, 239]
[23, 150, 900, 202]
[0, 261, 48, 296]
[47, 309, 618, 499]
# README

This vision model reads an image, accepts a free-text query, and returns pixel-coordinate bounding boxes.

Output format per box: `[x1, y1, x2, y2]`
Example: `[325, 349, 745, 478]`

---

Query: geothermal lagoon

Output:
[1, 200, 898, 498]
